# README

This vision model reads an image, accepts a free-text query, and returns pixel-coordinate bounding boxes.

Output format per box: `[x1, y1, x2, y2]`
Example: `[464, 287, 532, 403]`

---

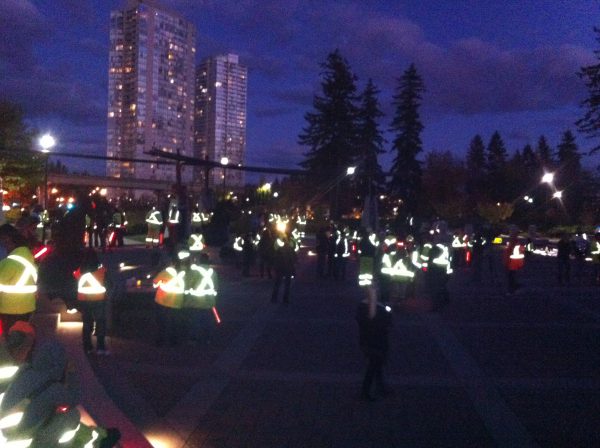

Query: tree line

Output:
[298, 49, 599, 230]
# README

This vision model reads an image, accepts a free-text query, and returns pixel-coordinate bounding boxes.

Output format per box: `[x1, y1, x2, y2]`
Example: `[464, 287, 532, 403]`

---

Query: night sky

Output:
[1, 0, 599, 178]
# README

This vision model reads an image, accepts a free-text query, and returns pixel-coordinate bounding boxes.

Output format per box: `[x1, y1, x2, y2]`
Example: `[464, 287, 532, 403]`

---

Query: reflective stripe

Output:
[191, 212, 202, 223]
[432, 244, 453, 274]
[146, 211, 163, 225]
[84, 430, 99, 448]
[368, 234, 379, 247]
[0, 366, 18, 380]
[186, 265, 217, 297]
[189, 234, 204, 252]
[0, 255, 37, 294]
[380, 254, 415, 278]
[77, 272, 107, 295]
[233, 237, 243, 251]
[358, 273, 373, 286]
[59, 423, 80, 443]
[510, 244, 525, 260]
[154, 268, 185, 294]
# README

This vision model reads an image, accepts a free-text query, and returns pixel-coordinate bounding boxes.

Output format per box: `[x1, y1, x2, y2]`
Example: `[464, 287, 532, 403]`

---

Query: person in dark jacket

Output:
[356, 294, 393, 401]
[257, 227, 274, 279]
[557, 232, 572, 286]
[271, 234, 297, 304]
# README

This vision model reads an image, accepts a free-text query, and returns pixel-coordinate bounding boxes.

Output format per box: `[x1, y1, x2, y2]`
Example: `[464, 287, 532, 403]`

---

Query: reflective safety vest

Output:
[358, 257, 374, 287]
[380, 253, 415, 281]
[507, 243, 525, 270]
[591, 241, 600, 263]
[146, 210, 163, 226]
[167, 203, 180, 224]
[334, 234, 349, 258]
[191, 212, 203, 224]
[452, 236, 466, 248]
[233, 237, 243, 252]
[153, 267, 185, 309]
[74, 267, 106, 302]
[419, 243, 432, 269]
[188, 233, 205, 252]
[184, 264, 217, 308]
[0, 247, 37, 315]
[432, 243, 453, 274]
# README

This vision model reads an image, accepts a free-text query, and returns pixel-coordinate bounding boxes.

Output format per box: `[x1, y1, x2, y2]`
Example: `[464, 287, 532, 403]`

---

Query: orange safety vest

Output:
[153, 267, 185, 309]
[74, 266, 106, 302]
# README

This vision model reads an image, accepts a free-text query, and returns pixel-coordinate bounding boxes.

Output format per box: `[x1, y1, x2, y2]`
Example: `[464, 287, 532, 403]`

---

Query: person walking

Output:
[271, 234, 297, 304]
[73, 248, 108, 354]
[503, 227, 525, 295]
[153, 253, 186, 346]
[258, 226, 274, 279]
[356, 293, 393, 401]
[0, 224, 37, 332]
[557, 232, 572, 286]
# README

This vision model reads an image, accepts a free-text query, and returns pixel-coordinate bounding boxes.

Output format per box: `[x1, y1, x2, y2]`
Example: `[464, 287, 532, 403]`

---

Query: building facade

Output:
[195, 54, 247, 189]
[106, 0, 196, 184]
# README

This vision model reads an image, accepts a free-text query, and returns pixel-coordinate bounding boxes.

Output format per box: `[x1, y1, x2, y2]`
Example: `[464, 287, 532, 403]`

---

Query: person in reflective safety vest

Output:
[153, 255, 186, 346]
[0, 338, 120, 447]
[145, 207, 163, 247]
[503, 230, 525, 295]
[184, 256, 219, 343]
[0, 224, 37, 333]
[73, 249, 108, 354]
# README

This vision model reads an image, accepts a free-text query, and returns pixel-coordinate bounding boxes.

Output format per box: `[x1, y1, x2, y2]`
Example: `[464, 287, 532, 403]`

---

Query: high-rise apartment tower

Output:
[195, 54, 247, 189]
[107, 0, 196, 183]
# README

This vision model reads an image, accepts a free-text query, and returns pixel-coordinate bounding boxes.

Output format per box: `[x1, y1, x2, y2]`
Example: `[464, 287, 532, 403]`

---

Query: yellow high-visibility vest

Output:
[0, 247, 37, 315]
[153, 267, 185, 309]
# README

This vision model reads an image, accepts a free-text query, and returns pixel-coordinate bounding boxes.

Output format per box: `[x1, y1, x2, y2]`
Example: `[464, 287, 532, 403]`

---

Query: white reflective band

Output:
[358, 273, 373, 286]
[384, 237, 396, 246]
[192, 212, 202, 222]
[369, 234, 379, 247]
[276, 238, 284, 248]
[0, 255, 37, 294]
[78, 272, 106, 295]
[59, 424, 80, 444]
[510, 244, 525, 260]
[233, 237, 243, 251]
[0, 412, 23, 429]
[187, 265, 217, 297]
[432, 244, 453, 274]
[0, 366, 18, 380]
[592, 243, 600, 255]
[168, 209, 180, 223]
[380, 254, 415, 278]
[156, 268, 185, 294]
[452, 236, 465, 248]
[3, 438, 32, 448]
[145, 237, 153, 242]
[84, 430, 99, 448]
[411, 251, 422, 268]
[178, 250, 190, 260]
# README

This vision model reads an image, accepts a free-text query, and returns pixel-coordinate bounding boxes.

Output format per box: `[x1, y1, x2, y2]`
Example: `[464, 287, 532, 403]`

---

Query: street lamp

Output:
[541, 172, 554, 184]
[346, 166, 356, 176]
[552, 190, 563, 199]
[38, 134, 56, 210]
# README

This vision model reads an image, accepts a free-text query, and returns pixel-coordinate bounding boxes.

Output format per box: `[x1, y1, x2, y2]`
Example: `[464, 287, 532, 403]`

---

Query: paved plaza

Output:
[43, 243, 600, 447]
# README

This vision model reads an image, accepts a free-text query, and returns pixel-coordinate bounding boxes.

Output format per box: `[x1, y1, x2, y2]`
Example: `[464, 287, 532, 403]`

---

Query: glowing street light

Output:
[220, 157, 229, 166]
[39, 134, 56, 153]
[552, 190, 563, 199]
[541, 172, 554, 184]
[346, 166, 356, 176]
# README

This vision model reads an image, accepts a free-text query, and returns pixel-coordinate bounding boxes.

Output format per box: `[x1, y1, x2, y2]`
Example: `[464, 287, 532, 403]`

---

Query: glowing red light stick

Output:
[212, 307, 221, 324]
[34, 246, 48, 259]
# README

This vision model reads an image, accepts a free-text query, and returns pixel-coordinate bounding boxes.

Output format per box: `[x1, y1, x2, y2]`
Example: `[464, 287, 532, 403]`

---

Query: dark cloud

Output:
[0, 66, 106, 126]
[0, 0, 50, 72]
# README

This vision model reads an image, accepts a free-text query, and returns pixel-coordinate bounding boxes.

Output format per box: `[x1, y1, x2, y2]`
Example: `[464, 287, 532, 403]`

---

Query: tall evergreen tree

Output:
[389, 63, 425, 216]
[536, 135, 554, 171]
[577, 27, 600, 153]
[521, 144, 537, 171]
[556, 130, 584, 222]
[299, 49, 359, 218]
[556, 129, 582, 177]
[465, 135, 487, 209]
[355, 79, 385, 198]
[486, 131, 509, 201]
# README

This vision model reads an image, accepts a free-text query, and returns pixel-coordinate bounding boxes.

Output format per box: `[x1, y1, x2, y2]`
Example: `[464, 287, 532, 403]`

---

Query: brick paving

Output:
[83, 245, 600, 447]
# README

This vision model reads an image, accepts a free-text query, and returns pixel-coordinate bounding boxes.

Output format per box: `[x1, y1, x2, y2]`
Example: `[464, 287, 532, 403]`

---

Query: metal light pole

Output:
[39, 134, 56, 210]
